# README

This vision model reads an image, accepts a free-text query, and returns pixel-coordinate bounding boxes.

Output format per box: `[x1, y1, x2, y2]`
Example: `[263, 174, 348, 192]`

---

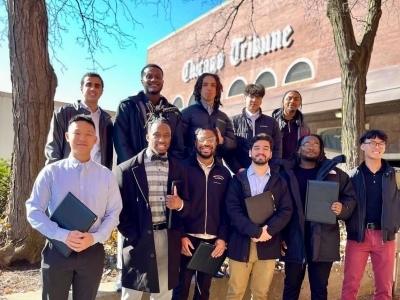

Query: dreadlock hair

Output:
[291, 134, 326, 165]
[146, 114, 171, 134]
[144, 99, 180, 129]
[193, 73, 223, 111]
[141, 64, 164, 78]
[80, 72, 104, 88]
[244, 84, 265, 98]
[194, 126, 219, 145]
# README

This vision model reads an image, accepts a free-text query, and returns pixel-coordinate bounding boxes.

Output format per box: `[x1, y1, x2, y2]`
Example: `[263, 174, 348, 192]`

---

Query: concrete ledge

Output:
[2, 262, 394, 299]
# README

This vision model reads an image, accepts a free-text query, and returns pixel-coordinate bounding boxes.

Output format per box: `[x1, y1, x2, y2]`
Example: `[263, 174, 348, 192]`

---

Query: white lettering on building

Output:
[181, 52, 225, 83]
[230, 25, 294, 66]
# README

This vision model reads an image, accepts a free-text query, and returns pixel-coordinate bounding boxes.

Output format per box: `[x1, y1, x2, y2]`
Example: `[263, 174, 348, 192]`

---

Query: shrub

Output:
[0, 159, 11, 216]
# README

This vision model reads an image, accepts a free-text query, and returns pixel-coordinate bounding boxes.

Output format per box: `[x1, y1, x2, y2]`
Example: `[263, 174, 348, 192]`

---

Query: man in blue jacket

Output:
[172, 126, 231, 300]
[225, 133, 292, 300]
[341, 130, 400, 300]
[225, 83, 282, 174]
[181, 73, 236, 161]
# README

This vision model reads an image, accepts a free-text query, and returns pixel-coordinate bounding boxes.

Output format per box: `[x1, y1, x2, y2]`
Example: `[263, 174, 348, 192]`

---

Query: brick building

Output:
[147, 0, 400, 164]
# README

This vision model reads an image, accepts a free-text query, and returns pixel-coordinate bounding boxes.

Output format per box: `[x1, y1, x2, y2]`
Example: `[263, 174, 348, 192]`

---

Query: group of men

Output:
[25, 63, 400, 300]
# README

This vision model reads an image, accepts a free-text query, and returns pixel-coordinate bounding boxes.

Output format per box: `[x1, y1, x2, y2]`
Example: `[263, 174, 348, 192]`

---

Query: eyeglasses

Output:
[364, 141, 386, 149]
[301, 142, 320, 149]
[197, 137, 217, 144]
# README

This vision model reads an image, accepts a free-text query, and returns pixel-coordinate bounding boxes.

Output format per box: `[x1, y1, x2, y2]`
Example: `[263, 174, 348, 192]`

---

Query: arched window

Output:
[228, 79, 246, 97]
[188, 94, 196, 106]
[255, 71, 276, 88]
[284, 61, 313, 84]
[173, 97, 183, 109]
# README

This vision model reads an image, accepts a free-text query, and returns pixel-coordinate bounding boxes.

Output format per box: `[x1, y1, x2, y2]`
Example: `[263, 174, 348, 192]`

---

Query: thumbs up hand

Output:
[166, 186, 183, 210]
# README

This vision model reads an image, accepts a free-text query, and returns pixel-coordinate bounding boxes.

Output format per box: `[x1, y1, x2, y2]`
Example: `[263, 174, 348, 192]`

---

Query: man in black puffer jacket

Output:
[275, 134, 357, 300]
[341, 130, 400, 300]
[225, 83, 282, 174]
[181, 73, 236, 160]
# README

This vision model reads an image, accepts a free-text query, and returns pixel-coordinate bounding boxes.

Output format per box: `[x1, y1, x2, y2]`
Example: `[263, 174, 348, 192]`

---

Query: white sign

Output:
[230, 25, 294, 66]
[181, 52, 225, 83]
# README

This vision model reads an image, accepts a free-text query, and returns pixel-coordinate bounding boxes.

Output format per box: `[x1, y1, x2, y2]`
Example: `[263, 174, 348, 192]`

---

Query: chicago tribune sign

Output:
[181, 25, 294, 82]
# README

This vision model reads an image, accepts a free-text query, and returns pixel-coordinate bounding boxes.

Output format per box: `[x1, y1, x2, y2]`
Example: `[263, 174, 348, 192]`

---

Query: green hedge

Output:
[0, 159, 11, 215]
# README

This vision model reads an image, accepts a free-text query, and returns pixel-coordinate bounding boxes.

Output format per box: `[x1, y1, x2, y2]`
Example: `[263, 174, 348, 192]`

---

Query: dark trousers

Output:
[41, 241, 105, 300]
[283, 261, 333, 300]
[172, 235, 216, 300]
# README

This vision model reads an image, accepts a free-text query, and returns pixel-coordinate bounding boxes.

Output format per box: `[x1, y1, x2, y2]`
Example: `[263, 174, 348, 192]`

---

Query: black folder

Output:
[305, 180, 339, 225]
[49, 192, 98, 257]
[215, 118, 227, 136]
[245, 191, 275, 225]
[186, 242, 227, 275]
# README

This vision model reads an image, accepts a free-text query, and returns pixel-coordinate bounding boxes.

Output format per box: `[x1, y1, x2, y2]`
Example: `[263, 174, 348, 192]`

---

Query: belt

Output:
[366, 223, 381, 230]
[153, 223, 167, 230]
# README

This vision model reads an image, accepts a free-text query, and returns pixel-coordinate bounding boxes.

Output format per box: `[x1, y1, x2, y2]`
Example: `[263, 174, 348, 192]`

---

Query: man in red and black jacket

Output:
[172, 126, 231, 300]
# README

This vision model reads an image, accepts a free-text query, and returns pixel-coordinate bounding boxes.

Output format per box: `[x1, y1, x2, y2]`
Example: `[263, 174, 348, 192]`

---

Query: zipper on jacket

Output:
[204, 174, 209, 234]
[381, 171, 388, 243]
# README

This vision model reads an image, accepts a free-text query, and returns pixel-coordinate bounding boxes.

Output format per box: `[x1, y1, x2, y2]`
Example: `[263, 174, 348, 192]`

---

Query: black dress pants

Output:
[172, 235, 216, 300]
[41, 241, 105, 300]
[283, 261, 333, 300]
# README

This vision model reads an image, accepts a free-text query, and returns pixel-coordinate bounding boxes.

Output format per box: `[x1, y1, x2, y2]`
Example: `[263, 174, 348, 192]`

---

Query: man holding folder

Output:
[225, 133, 292, 300]
[276, 134, 357, 300]
[26, 115, 122, 300]
[115, 117, 190, 300]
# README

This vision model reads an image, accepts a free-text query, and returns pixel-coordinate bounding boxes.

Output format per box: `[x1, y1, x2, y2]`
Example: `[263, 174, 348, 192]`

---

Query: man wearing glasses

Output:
[341, 130, 400, 300]
[275, 134, 356, 300]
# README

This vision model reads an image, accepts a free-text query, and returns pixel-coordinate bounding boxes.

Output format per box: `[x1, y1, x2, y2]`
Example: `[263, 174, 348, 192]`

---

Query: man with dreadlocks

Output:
[114, 64, 184, 164]
[181, 73, 236, 160]
[274, 134, 357, 300]
[115, 116, 190, 300]
[113, 64, 184, 291]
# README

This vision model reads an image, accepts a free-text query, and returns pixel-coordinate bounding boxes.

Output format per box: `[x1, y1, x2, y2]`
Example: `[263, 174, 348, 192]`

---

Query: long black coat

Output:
[115, 149, 190, 293]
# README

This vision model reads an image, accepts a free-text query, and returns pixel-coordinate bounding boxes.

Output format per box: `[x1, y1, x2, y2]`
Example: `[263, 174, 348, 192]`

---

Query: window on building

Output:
[173, 97, 183, 109]
[188, 94, 196, 106]
[255, 72, 276, 88]
[228, 79, 246, 97]
[284, 62, 312, 83]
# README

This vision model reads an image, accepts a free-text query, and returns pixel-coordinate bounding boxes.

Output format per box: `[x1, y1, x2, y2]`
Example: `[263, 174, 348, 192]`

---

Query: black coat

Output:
[181, 102, 236, 159]
[225, 108, 282, 174]
[226, 169, 293, 262]
[45, 101, 114, 169]
[114, 91, 184, 164]
[180, 155, 231, 242]
[115, 149, 190, 293]
[276, 155, 357, 264]
[346, 160, 400, 243]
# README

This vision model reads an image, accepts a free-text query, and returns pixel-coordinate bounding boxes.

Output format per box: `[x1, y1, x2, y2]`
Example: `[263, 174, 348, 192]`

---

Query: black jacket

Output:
[180, 155, 231, 242]
[181, 102, 236, 159]
[346, 160, 400, 243]
[114, 91, 184, 164]
[226, 169, 292, 262]
[271, 108, 310, 138]
[225, 108, 282, 173]
[115, 149, 190, 293]
[276, 155, 357, 264]
[45, 101, 113, 169]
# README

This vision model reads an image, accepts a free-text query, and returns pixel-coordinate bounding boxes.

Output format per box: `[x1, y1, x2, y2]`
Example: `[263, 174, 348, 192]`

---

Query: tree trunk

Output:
[0, 0, 57, 265]
[327, 0, 382, 171]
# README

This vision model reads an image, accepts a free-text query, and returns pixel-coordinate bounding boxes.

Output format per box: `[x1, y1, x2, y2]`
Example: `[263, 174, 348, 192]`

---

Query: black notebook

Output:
[245, 191, 275, 225]
[186, 242, 227, 275]
[305, 180, 339, 225]
[49, 192, 98, 257]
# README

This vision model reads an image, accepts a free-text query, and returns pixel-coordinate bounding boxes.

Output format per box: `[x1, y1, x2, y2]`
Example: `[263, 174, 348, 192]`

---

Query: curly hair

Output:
[192, 73, 223, 110]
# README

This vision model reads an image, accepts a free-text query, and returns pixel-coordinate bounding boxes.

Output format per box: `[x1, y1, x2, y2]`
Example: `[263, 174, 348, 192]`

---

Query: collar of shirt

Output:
[197, 157, 215, 169]
[80, 102, 101, 116]
[245, 109, 260, 120]
[145, 148, 168, 163]
[200, 99, 214, 115]
[247, 164, 271, 178]
[361, 161, 385, 174]
[67, 156, 93, 170]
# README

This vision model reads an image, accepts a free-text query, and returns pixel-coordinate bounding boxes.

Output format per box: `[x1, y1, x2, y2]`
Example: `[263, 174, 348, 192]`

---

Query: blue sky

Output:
[0, 1, 223, 111]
